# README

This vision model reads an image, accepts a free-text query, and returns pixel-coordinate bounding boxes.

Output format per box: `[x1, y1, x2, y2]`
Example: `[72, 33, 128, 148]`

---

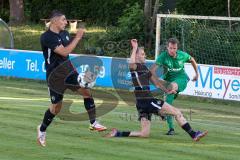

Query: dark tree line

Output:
[2, 0, 239, 25]
[1, 0, 239, 50]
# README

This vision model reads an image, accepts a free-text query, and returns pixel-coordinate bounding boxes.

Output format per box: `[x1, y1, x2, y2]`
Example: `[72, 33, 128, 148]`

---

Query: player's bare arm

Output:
[150, 63, 158, 77]
[150, 74, 176, 94]
[54, 28, 85, 57]
[189, 57, 198, 81]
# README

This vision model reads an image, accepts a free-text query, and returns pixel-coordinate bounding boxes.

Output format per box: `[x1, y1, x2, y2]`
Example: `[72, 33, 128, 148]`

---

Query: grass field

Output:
[0, 77, 239, 160]
[10, 24, 106, 54]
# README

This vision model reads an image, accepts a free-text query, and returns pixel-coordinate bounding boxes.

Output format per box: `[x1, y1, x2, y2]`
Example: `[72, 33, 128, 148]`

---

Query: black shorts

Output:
[136, 98, 164, 121]
[47, 71, 81, 104]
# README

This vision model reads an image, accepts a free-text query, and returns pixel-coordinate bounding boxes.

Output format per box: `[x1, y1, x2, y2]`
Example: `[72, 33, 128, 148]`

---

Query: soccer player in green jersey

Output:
[151, 38, 199, 135]
[105, 39, 208, 142]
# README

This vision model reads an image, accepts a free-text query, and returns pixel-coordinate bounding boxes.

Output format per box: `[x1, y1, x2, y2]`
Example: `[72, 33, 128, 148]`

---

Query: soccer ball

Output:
[77, 72, 96, 88]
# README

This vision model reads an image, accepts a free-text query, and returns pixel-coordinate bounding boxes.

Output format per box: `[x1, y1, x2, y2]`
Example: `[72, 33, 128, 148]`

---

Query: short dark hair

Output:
[167, 38, 179, 45]
[49, 10, 64, 19]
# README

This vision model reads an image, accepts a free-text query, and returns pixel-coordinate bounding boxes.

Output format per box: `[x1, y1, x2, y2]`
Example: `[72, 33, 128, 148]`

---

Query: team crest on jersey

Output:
[51, 96, 55, 102]
[66, 36, 69, 41]
[178, 61, 183, 66]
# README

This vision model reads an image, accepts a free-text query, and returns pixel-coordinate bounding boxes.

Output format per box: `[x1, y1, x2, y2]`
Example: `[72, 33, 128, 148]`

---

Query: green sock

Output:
[166, 115, 174, 129]
[165, 94, 175, 130]
[166, 94, 174, 104]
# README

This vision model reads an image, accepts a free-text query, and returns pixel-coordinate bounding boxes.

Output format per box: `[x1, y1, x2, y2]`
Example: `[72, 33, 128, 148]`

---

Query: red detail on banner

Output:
[214, 67, 240, 76]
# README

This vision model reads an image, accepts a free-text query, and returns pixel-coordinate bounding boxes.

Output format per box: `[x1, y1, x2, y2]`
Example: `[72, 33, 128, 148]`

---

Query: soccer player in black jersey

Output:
[106, 39, 208, 141]
[37, 11, 106, 147]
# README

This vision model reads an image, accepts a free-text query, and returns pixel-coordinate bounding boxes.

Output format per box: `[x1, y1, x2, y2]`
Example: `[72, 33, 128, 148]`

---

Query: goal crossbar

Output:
[155, 14, 240, 59]
[157, 14, 240, 21]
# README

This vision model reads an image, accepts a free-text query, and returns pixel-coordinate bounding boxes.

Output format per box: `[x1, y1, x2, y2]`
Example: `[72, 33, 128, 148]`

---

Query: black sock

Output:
[182, 122, 196, 138]
[40, 109, 55, 132]
[84, 98, 96, 124]
[115, 131, 131, 137]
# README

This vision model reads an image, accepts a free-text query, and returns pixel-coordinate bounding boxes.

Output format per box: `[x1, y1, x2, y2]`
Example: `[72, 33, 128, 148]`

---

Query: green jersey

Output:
[156, 50, 191, 81]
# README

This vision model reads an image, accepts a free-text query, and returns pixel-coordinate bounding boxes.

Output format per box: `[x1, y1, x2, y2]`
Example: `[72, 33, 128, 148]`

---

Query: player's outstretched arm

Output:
[150, 74, 176, 94]
[54, 28, 85, 57]
[189, 57, 199, 81]
[150, 64, 159, 77]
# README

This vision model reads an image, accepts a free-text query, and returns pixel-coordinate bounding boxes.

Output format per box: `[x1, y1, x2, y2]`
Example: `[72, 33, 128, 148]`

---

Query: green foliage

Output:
[160, 18, 240, 67]
[24, 0, 142, 25]
[0, 8, 9, 22]
[176, 0, 240, 17]
[10, 24, 44, 51]
[86, 0, 142, 25]
[117, 3, 145, 41]
[0, 0, 9, 22]
[10, 23, 107, 56]
[99, 3, 145, 57]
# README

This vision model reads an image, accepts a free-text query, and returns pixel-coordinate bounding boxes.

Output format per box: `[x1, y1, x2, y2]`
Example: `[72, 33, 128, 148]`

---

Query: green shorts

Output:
[166, 77, 189, 92]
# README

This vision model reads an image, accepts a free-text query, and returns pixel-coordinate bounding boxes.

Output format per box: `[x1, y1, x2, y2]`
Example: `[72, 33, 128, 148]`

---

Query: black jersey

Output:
[40, 29, 74, 78]
[130, 63, 153, 99]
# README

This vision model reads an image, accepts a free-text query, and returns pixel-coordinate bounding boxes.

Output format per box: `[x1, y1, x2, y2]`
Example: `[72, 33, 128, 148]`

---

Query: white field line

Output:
[0, 96, 95, 103]
[0, 96, 49, 101]
[190, 119, 240, 131]
[0, 96, 128, 105]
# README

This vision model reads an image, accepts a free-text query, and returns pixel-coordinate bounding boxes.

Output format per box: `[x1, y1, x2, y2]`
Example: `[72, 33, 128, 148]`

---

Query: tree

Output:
[228, 0, 232, 30]
[9, 0, 24, 25]
[144, 0, 152, 48]
[144, 0, 161, 49]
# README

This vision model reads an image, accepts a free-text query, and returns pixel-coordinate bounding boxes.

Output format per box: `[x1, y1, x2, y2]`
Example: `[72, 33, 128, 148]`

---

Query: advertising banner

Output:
[183, 64, 240, 101]
[0, 49, 239, 101]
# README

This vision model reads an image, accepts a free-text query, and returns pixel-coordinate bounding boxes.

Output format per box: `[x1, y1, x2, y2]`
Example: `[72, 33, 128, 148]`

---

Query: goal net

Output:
[155, 14, 240, 67]
[0, 18, 14, 49]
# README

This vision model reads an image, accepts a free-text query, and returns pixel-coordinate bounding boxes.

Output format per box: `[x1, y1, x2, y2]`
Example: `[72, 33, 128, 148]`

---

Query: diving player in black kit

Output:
[105, 39, 208, 142]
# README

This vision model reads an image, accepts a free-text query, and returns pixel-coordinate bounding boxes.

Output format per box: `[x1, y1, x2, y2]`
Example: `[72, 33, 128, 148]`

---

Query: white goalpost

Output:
[0, 18, 14, 49]
[155, 14, 240, 67]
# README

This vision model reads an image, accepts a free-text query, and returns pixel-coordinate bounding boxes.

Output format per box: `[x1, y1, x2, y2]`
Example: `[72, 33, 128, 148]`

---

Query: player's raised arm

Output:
[129, 39, 138, 70]
[54, 28, 85, 57]
[189, 57, 198, 81]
